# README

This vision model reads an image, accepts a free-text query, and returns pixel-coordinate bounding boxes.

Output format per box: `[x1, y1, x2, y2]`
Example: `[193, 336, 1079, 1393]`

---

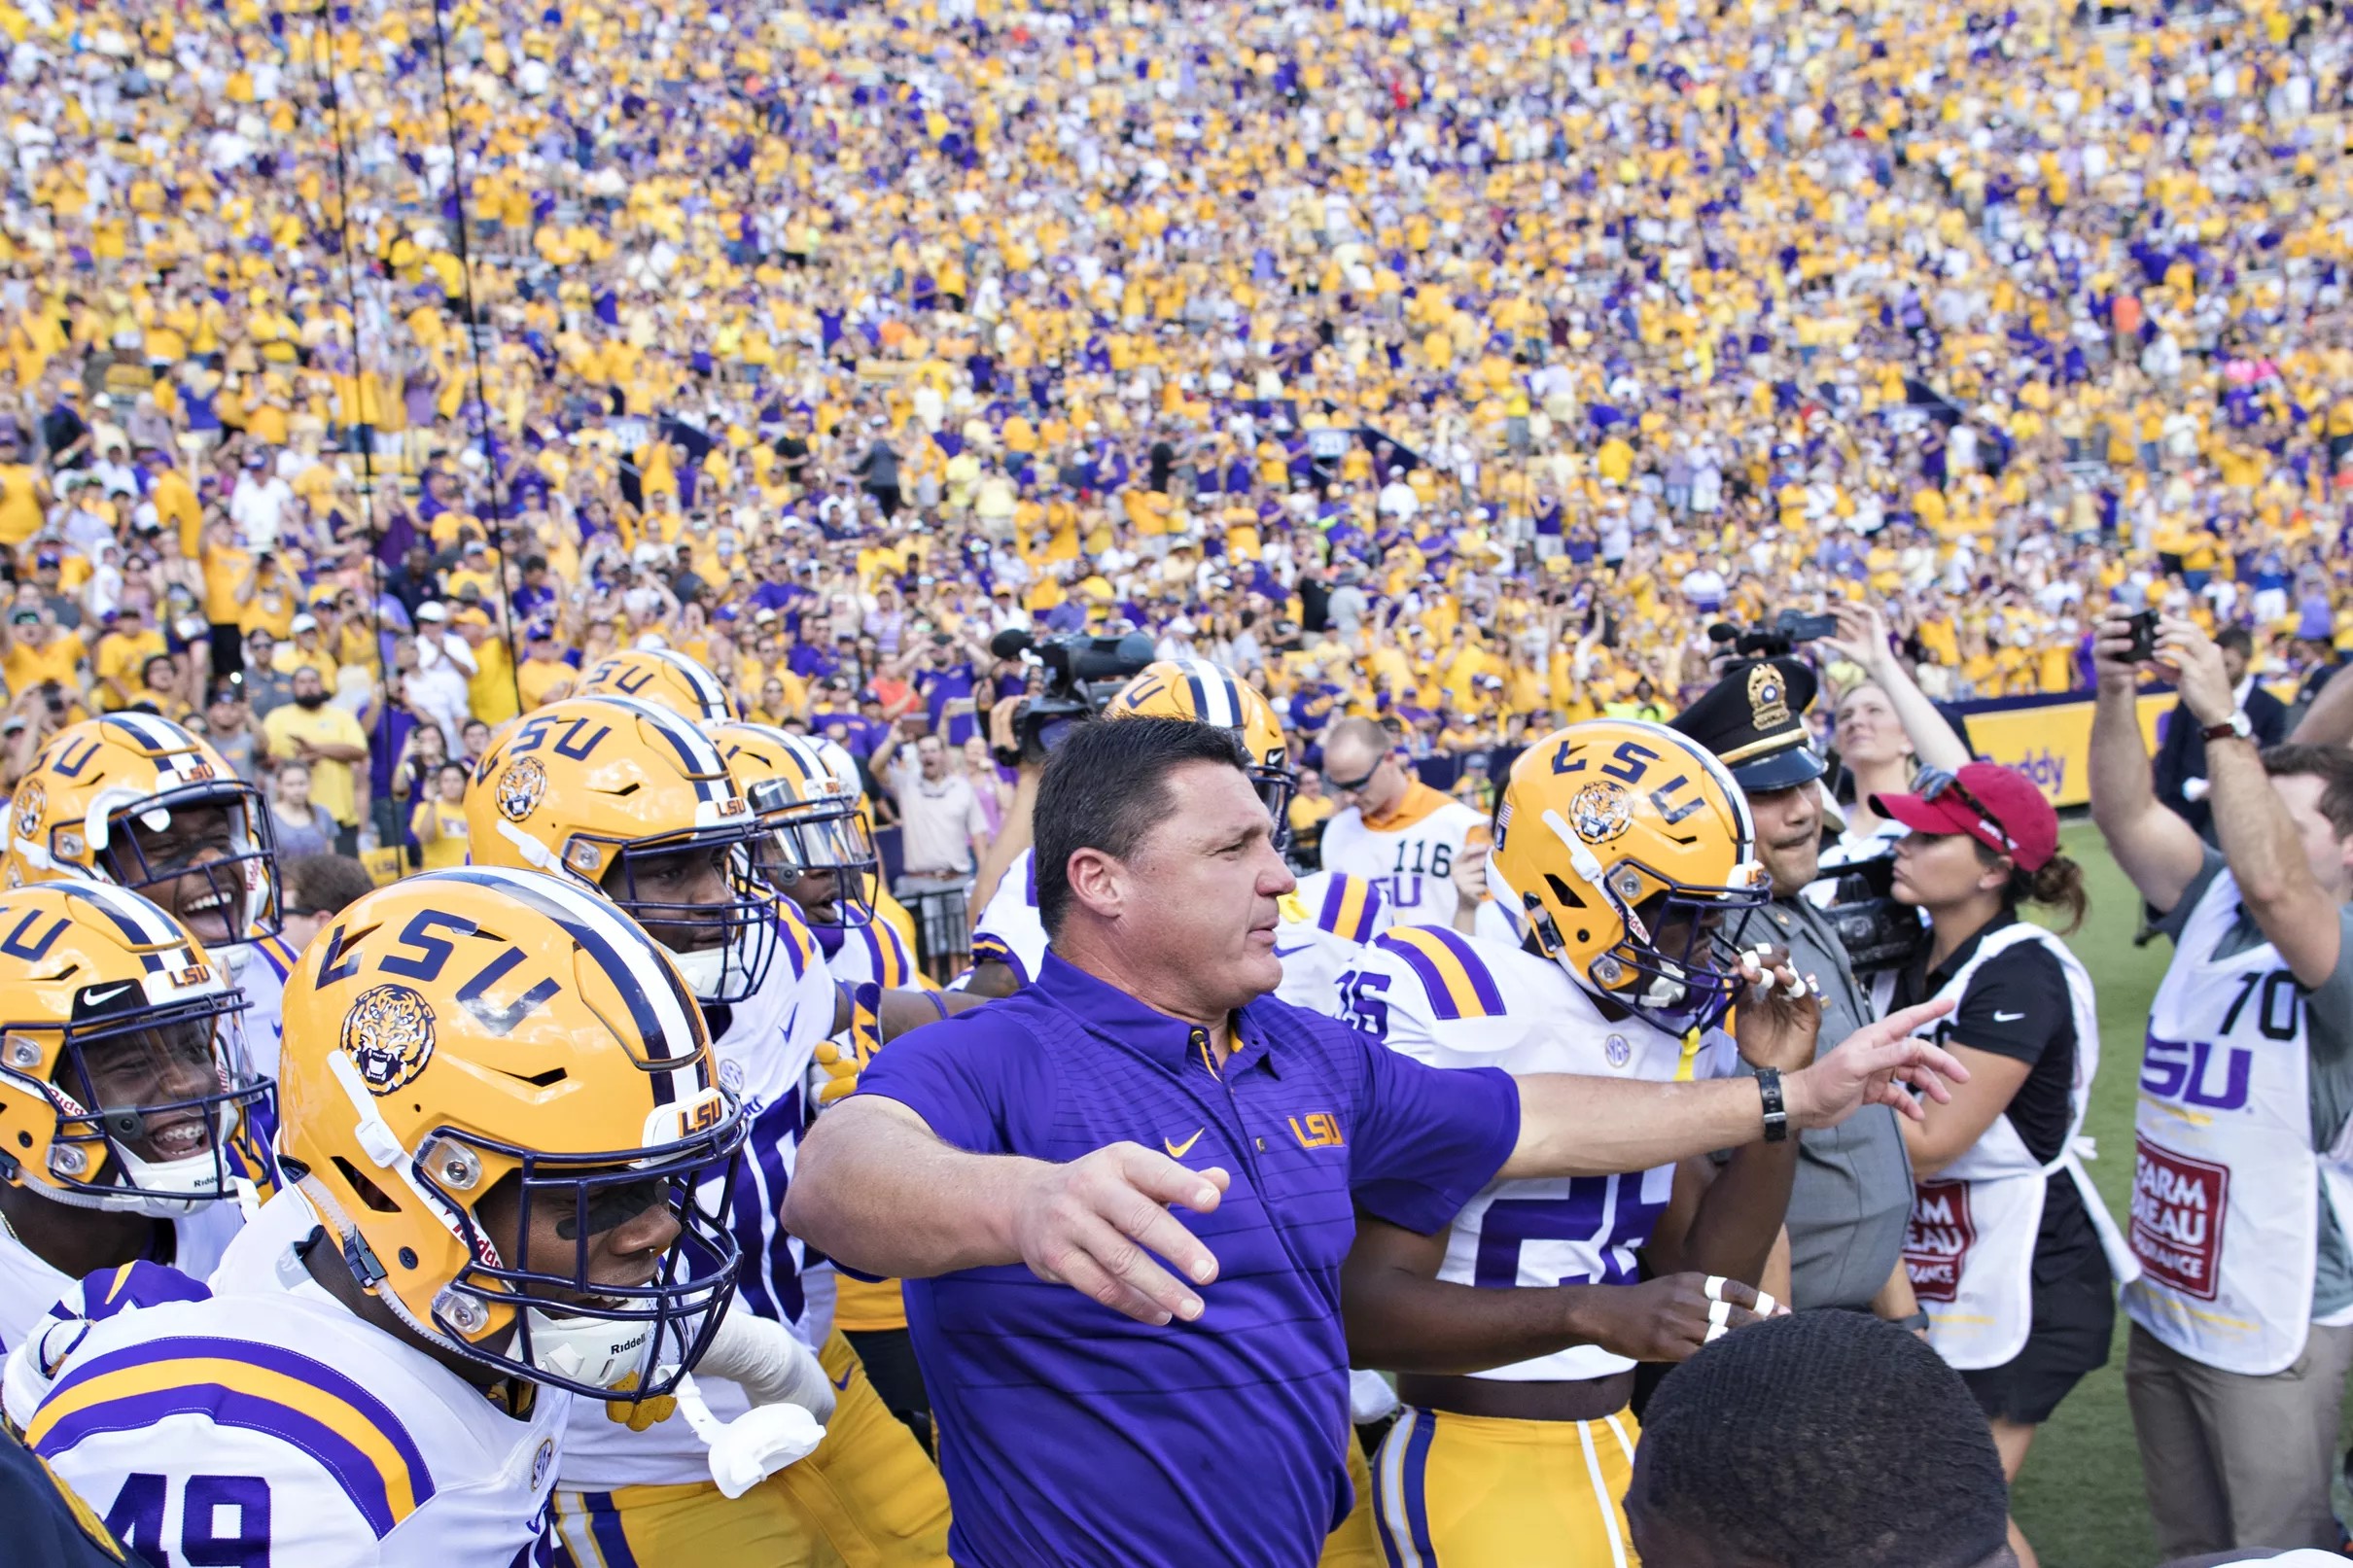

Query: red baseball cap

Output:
[1870, 762, 2059, 872]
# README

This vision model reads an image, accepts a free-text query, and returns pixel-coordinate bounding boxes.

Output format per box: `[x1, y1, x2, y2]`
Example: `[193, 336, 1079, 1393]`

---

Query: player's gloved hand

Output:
[1563, 1272, 1786, 1363]
[692, 1303, 837, 1424]
[811, 981, 883, 1109]
[603, 1372, 679, 1431]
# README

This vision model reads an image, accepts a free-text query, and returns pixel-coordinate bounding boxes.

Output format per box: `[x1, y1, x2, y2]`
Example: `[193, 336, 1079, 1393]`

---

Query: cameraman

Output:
[1672, 658, 1914, 1313]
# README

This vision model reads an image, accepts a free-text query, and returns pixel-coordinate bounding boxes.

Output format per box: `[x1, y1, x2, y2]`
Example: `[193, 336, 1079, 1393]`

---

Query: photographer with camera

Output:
[1672, 658, 1915, 1316]
[2091, 612, 2353, 1558]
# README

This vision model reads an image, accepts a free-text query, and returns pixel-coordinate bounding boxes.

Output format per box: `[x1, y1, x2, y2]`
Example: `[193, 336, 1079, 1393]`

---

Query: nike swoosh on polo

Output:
[830, 1367, 855, 1391]
[1991, 1010, 2025, 1024]
[1164, 1129, 1205, 1159]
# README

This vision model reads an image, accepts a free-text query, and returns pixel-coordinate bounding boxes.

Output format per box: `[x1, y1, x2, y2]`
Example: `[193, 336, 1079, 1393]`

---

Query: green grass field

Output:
[2008, 821, 2168, 1567]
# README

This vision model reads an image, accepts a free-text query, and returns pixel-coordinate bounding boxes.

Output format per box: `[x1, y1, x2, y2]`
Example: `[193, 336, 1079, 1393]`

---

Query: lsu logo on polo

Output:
[1289, 1112, 1345, 1149]
[2130, 1136, 2229, 1301]
[1903, 1180, 1976, 1304]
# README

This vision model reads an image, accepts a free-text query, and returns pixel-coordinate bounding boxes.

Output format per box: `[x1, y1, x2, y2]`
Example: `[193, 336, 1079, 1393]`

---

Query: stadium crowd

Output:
[0, 0, 2350, 1563]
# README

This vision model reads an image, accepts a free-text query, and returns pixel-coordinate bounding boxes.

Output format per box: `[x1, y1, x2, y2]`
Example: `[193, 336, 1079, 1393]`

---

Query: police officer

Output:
[1673, 658, 1916, 1312]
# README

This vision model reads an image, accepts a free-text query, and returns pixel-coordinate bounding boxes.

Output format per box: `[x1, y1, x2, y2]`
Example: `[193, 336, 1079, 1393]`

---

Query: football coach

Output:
[786, 717, 1962, 1568]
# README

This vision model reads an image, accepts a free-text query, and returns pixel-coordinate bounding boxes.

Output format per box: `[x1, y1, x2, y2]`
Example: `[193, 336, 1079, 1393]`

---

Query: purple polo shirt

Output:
[854, 952, 1518, 1568]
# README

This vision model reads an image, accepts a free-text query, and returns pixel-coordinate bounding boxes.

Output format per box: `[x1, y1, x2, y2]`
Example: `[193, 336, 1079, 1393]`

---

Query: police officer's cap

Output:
[1669, 657, 1824, 793]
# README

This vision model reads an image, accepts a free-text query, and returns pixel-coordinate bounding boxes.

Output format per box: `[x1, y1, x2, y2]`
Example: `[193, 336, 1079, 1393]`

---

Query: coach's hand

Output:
[1565, 1273, 1783, 1362]
[1013, 1143, 1231, 1325]
[1784, 998, 1964, 1130]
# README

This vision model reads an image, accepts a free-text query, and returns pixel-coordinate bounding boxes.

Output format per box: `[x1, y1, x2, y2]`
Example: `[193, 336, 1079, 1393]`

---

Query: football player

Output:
[1327, 720, 1824, 1567]
[966, 658, 1295, 997]
[18, 868, 780, 1566]
[0, 882, 271, 1351]
[467, 695, 961, 1567]
[1318, 714, 1516, 940]
[4, 715, 293, 1083]
[714, 719, 937, 1451]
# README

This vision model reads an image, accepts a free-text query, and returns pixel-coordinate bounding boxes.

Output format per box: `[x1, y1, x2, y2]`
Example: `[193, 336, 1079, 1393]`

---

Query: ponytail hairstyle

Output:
[1975, 840, 2088, 935]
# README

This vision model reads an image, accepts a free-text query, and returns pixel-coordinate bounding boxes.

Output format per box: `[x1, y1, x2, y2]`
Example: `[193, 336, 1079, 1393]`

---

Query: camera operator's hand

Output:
[2159, 620, 2236, 728]
[2090, 610, 2148, 692]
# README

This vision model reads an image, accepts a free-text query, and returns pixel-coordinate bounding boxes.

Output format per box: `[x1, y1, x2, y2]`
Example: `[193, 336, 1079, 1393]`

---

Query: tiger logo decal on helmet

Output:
[339, 983, 439, 1096]
[496, 757, 548, 822]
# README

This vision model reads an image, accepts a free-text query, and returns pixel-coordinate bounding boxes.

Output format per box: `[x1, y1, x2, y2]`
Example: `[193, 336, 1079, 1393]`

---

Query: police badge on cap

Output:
[1669, 657, 1825, 793]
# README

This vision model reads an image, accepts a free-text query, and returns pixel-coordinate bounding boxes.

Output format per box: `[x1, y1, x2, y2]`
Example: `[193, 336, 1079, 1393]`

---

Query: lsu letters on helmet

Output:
[5, 714, 281, 952]
[1106, 659, 1295, 836]
[278, 866, 745, 1398]
[708, 721, 878, 926]
[1490, 718, 1766, 1032]
[0, 881, 266, 1215]
[579, 647, 740, 724]
[466, 696, 776, 1003]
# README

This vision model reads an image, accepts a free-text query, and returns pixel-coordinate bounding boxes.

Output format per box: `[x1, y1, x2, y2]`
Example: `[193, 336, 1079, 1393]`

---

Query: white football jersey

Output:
[559, 897, 838, 1490]
[969, 847, 1046, 985]
[1332, 924, 1736, 1381]
[25, 1185, 570, 1567]
[820, 916, 923, 993]
[0, 1204, 244, 1359]
[1271, 871, 1391, 1010]
[222, 932, 297, 1084]
[1318, 782, 1518, 941]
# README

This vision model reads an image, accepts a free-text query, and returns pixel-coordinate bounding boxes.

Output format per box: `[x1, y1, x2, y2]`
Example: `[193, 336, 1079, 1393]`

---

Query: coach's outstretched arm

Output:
[1495, 996, 1961, 1180]
[787, 1095, 1233, 1326]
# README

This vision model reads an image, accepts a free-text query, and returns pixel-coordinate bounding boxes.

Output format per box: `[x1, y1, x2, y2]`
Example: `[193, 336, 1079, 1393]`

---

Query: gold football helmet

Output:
[4, 714, 281, 951]
[1106, 659, 1295, 837]
[466, 696, 776, 1003]
[1491, 718, 1765, 1031]
[0, 881, 265, 1216]
[708, 720, 877, 927]
[278, 866, 745, 1398]
[579, 647, 739, 724]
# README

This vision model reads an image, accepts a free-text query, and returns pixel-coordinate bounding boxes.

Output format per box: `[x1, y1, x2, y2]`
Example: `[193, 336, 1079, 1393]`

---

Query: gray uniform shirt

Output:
[1728, 895, 1915, 1309]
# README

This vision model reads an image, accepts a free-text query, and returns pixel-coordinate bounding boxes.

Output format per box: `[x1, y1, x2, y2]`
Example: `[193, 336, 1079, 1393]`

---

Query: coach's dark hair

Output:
[1627, 1311, 2010, 1568]
[1035, 717, 1252, 938]
[2262, 743, 2353, 841]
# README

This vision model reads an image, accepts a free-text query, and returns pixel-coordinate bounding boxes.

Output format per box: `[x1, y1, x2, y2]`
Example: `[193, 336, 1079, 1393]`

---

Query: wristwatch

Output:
[2200, 710, 2253, 745]
[1756, 1067, 1790, 1143]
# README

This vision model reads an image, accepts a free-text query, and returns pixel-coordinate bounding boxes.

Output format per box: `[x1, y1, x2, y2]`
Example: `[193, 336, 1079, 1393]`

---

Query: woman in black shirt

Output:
[1875, 761, 2111, 1568]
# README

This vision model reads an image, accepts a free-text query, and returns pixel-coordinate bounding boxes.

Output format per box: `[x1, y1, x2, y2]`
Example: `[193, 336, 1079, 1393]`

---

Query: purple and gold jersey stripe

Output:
[255, 933, 300, 980]
[1316, 875, 1385, 945]
[971, 932, 1031, 985]
[28, 1337, 437, 1539]
[1376, 926, 1506, 1021]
